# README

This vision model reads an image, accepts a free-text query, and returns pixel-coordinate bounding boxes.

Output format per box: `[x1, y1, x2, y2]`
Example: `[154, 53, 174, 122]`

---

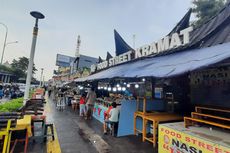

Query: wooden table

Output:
[133, 111, 159, 135]
[142, 113, 182, 147]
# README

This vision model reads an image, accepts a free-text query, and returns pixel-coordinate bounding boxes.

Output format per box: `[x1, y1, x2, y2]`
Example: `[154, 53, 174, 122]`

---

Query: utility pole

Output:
[40, 68, 44, 87]
[75, 35, 81, 72]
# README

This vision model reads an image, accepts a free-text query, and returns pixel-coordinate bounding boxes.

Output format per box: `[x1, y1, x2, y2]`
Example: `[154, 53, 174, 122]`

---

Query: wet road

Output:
[48, 96, 156, 153]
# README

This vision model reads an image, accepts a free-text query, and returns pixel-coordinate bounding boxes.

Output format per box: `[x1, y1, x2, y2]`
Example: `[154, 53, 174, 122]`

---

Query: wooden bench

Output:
[184, 117, 230, 129]
[184, 106, 230, 130]
[195, 106, 230, 114]
[191, 112, 230, 122]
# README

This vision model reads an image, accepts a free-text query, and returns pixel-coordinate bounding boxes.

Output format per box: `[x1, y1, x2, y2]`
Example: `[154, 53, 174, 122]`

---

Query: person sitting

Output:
[103, 102, 119, 135]
[79, 93, 86, 116]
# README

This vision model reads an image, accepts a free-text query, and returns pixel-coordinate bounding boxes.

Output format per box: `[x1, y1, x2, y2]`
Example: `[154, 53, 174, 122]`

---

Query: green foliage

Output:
[0, 64, 13, 73]
[9, 56, 38, 82]
[192, 0, 226, 27]
[0, 98, 23, 112]
[11, 57, 37, 74]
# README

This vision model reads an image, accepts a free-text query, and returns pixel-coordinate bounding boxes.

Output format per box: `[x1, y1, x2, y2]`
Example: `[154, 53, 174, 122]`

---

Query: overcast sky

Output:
[0, 0, 193, 80]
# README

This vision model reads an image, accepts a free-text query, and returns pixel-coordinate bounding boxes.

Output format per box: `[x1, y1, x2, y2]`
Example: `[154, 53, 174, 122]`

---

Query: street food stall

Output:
[74, 1, 230, 150]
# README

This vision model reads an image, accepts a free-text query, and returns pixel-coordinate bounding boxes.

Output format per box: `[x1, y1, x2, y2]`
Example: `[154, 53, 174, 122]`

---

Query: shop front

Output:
[75, 2, 230, 151]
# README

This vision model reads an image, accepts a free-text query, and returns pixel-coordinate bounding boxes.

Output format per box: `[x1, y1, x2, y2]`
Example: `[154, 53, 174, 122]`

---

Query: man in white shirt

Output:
[103, 102, 119, 135]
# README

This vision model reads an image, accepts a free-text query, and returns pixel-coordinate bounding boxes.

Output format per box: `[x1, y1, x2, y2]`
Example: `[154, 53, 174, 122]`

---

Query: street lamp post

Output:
[40, 68, 44, 87]
[24, 11, 45, 104]
[1, 41, 18, 63]
[0, 22, 8, 65]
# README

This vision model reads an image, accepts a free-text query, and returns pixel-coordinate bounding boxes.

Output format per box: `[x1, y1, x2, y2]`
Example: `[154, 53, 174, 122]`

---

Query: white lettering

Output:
[126, 51, 132, 61]
[180, 26, 193, 45]
[170, 33, 181, 49]
[149, 42, 158, 54]
[109, 58, 113, 66]
[90, 64, 96, 73]
[97, 61, 108, 70]
[135, 47, 142, 58]
[91, 27, 193, 73]
[142, 45, 150, 56]
[157, 36, 169, 53]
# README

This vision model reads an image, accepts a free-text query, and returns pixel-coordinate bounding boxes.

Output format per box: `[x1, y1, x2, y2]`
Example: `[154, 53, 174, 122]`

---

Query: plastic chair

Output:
[56, 97, 65, 111]
[0, 120, 11, 153]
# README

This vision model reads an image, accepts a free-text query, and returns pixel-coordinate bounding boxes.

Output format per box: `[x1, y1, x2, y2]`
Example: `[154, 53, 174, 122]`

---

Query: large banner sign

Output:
[91, 26, 193, 73]
[159, 124, 230, 153]
[56, 54, 75, 67]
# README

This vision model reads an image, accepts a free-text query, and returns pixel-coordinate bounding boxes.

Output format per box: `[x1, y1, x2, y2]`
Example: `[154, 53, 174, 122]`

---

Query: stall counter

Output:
[93, 103, 108, 123]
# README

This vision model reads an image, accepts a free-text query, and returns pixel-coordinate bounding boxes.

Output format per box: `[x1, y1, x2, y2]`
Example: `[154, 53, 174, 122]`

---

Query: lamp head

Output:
[30, 11, 45, 19]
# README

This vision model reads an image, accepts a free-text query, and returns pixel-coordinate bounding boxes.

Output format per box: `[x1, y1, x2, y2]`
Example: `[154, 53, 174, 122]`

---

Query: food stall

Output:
[74, 1, 230, 150]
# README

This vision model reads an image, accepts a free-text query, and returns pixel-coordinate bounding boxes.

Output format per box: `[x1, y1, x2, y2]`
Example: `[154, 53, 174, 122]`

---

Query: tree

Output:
[11, 57, 37, 82]
[192, 0, 226, 27]
[11, 57, 37, 74]
[0, 65, 13, 73]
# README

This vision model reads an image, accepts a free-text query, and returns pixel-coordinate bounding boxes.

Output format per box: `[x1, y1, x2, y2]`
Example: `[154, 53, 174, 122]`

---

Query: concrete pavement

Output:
[48, 96, 157, 153]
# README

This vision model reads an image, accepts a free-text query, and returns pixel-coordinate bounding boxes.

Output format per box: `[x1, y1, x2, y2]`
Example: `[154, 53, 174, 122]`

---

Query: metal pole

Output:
[40, 68, 44, 87]
[23, 11, 44, 105]
[24, 20, 38, 104]
[0, 23, 8, 65]
[133, 34, 136, 49]
[42, 76, 45, 87]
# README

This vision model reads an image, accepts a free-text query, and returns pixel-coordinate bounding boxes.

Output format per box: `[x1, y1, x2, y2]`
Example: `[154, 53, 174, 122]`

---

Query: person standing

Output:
[85, 87, 96, 119]
[79, 93, 86, 116]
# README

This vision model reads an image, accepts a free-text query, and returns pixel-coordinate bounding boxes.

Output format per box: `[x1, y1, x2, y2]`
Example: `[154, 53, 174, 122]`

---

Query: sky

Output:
[0, 0, 193, 81]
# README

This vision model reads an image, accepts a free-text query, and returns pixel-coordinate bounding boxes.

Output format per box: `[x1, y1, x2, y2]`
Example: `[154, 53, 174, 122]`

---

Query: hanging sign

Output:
[91, 26, 193, 73]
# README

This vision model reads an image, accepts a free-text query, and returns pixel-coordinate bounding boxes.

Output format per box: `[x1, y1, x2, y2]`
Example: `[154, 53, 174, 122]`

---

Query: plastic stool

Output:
[109, 122, 118, 137]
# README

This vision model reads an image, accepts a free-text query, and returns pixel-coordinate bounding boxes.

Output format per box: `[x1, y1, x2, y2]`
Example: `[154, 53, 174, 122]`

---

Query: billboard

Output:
[56, 54, 75, 67]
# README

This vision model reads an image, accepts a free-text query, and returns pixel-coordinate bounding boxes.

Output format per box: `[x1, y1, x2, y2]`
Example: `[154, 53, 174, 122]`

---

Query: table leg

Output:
[24, 131, 28, 153]
[6, 131, 12, 153]
[142, 118, 146, 142]
[134, 114, 136, 135]
[153, 121, 157, 147]
[3, 132, 9, 153]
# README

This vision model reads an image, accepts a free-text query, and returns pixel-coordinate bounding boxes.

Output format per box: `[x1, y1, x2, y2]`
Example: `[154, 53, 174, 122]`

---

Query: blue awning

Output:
[76, 42, 230, 82]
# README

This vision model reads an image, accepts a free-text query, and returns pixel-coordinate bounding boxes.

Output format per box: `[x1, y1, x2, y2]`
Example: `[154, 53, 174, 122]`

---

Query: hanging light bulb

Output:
[124, 82, 127, 85]
[135, 84, 139, 88]
[113, 87, 117, 92]
[104, 87, 107, 90]
[116, 84, 120, 87]
[118, 87, 122, 91]
[142, 78, 146, 82]
[108, 87, 111, 91]
[122, 87, 126, 91]
[127, 84, 130, 88]
[97, 86, 101, 90]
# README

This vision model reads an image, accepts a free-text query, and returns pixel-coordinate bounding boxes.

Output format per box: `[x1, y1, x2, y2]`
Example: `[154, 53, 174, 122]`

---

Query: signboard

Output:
[56, 54, 75, 67]
[159, 124, 230, 153]
[91, 26, 193, 73]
